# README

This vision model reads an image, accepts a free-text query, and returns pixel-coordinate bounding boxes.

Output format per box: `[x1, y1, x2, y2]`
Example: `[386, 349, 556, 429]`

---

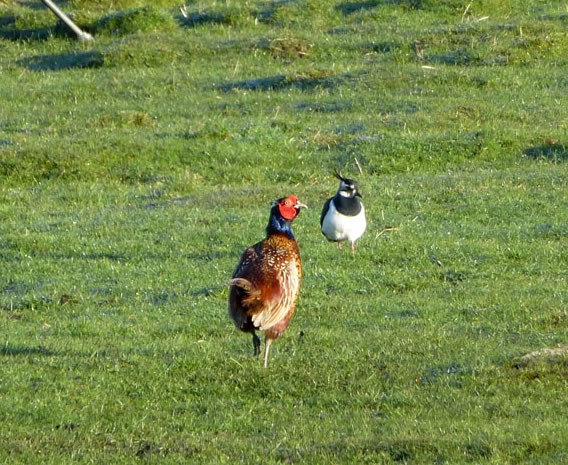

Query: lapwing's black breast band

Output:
[333, 194, 362, 216]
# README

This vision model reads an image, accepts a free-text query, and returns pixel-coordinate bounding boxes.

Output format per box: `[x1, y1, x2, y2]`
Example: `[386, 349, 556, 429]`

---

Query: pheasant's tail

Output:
[227, 278, 262, 305]
[227, 278, 258, 293]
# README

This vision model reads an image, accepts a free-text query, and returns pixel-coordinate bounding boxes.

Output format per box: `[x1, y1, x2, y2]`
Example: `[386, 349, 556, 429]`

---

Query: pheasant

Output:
[228, 195, 307, 368]
[320, 172, 366, 251]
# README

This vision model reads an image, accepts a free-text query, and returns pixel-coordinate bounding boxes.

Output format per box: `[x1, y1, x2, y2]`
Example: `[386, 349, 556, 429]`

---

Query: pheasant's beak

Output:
[295, 201, 308, 210]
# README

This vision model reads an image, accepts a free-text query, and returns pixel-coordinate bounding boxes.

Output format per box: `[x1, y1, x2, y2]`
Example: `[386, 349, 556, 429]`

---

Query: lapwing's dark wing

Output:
[320, 197, 333, 227]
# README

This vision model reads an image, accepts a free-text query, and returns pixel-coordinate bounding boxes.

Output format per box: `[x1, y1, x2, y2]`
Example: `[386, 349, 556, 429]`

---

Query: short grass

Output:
[1, 0, 568, 463]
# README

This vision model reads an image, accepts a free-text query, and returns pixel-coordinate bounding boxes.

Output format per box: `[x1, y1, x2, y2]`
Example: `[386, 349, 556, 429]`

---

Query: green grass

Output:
[1, 0, 568, 463]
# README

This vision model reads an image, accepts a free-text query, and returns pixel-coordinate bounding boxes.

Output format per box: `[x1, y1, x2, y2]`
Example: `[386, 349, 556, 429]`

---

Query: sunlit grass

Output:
[1, 0, 568, 463]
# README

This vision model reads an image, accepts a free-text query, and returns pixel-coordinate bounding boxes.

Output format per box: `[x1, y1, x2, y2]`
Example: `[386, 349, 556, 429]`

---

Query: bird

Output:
[228, 195, 308, 368]
[320, 172, 366, 251]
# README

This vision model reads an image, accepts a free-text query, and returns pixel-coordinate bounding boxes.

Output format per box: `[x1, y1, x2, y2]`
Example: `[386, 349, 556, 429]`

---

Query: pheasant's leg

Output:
[252, 332, 261, 357]
[351, 241, 355, 252]
[337, 241, 342, 250]
[263, 338, 273, 368]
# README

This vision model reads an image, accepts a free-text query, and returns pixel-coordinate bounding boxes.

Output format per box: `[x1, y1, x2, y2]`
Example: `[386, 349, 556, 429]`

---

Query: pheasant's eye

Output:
[284, 200, 292, 206]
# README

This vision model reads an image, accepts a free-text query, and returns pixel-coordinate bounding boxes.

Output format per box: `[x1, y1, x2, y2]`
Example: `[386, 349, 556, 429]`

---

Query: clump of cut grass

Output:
[70, 0, 182, 9]
[513, 345, 568, 368]
[267, 37, 311, 58]
[91, 111, 154, 128]
[179, 5, 249, 28]
[11, 10, 55, 29]
[510, 346, 568, 383]
[256, 0, 322, 27]
[100, 33, 194, 67]
[91, 7, 177, 36]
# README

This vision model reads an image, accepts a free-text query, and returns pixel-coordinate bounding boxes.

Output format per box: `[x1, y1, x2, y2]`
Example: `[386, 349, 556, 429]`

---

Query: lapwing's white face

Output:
[338, 180, 357, 198]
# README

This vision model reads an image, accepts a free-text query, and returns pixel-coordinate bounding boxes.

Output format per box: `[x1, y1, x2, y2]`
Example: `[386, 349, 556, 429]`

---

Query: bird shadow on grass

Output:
[296, 100, 353, 113]
[190, 287, 221, 298]
[218, 71, 358, 92]
[423, 46, 508, 66]
[335, 1, 380, 15]
[524, 143, 568, 162]
[0, 344, 54, 357]
[186, 250, 234, 262]
[18, 50, 104, 71]
[219, 74, 298, 92]
[335, 0, 423, 15]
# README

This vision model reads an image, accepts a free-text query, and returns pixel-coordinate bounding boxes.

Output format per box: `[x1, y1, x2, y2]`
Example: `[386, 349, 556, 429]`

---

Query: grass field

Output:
[1, 0, 568, 463]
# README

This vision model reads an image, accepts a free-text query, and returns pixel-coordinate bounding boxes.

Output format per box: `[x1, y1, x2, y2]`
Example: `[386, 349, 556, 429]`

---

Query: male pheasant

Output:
[228, 195, 307, 368]
[320, 172, 366, 251]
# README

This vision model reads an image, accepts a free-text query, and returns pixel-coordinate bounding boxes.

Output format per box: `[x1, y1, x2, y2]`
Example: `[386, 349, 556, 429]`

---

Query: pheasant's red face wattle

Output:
[278, 195, 301, 220]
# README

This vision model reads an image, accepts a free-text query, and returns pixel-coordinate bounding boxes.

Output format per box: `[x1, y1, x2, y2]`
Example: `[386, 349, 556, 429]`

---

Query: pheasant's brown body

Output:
[228, 196, 306, 368]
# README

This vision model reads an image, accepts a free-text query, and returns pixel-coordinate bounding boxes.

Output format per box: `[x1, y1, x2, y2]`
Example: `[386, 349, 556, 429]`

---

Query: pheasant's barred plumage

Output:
[228, 196, 307, 368]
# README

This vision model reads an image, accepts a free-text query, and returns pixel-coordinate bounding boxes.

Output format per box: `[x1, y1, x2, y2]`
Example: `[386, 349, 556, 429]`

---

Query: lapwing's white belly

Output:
[322, 201, 366, 242]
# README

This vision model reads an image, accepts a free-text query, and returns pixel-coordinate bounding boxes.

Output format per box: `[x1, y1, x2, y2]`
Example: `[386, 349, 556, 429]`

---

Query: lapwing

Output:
[320, 172, 366, 251]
